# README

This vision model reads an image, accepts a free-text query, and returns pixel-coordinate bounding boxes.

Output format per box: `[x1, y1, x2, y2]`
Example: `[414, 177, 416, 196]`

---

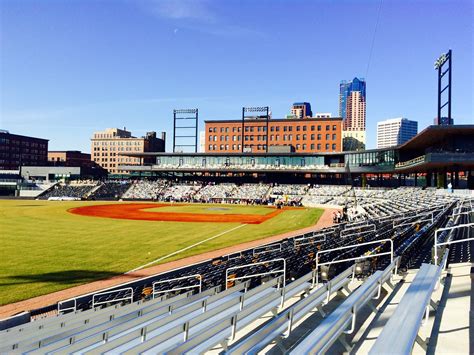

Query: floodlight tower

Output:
[434, 50, 452, 124]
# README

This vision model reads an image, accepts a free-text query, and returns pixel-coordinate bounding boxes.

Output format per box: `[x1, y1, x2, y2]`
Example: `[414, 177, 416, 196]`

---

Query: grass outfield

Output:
[0, 200, 323, 306]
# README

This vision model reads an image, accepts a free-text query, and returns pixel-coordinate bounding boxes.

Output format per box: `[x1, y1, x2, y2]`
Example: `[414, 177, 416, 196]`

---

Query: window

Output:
[333, 125, 337, 130]
[208, 127, 213, 132]
[225, 127, 229, 133]
[271, 126, 275, 132]
[317, 134, 322, 140]
[220, 127, 224, 133]
[311, 125, 315, 131]
[332, 134, 337, 140]
[296, 126, 301, 132]
[303, 126, 307, 131]
[289, 126, 293, 132]
[317, 125, 322, 131]
[220, 135, 224, 141]
[250, 127, 254, 132]
[283, 126, 288, 132]
[296, 134, 300, 141]
[311, 143, 315, 150]
[317, 143, 321, 150]
[302, 144, 306, 150]
[245, 127, 250, 132]
[326, 125, 330, 130]
[332, 143, 336, 150]
[325, 143, 329, 150]
[288, 134, 292, 140]
[296, 144, 301, 150]
[283, 134, 287, 141]
[303, 134, 307, 140]
[311, 134, 315, 140]
[276, 126, 280, 132]
[208, 145, 213, 151]
[326, 134, 330, 140]
[275, 134, 280, 140]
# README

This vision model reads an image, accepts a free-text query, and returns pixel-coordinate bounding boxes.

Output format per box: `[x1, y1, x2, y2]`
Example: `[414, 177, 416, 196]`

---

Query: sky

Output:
[1, 0, 473, 152]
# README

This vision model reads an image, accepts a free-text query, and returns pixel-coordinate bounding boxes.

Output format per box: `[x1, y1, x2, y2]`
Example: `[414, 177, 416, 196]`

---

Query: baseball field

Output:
[0, 200, 323, 306]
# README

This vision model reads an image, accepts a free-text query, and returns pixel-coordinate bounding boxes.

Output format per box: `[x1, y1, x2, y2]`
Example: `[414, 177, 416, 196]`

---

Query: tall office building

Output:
[91, 128, 166, 174]
[290, 102, 312, 119]
[339, 78, 366, 151]
[376, 118, 418, 148]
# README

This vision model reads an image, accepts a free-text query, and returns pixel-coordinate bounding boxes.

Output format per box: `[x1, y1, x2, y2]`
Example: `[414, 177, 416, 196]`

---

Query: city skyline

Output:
[1, 0, 472, 153]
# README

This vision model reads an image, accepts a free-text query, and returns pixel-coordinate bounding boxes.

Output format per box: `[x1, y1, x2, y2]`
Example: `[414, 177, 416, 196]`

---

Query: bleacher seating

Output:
[2, 187, 470, 353]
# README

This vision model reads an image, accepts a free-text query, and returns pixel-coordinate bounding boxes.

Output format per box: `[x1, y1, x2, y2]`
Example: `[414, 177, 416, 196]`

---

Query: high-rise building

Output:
[0, 130, 48, 170]
[376, 118, 418, 148]
[290, 102, 312, 119]
[339, 78, 366, 151]
[91, 128, 166, 174]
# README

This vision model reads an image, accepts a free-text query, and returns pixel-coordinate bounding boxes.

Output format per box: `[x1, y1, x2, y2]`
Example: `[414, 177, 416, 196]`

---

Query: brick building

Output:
[48, 150, 93, 167]
[0, 130, 48, 170]
[204, 117, 342, 154]
[91, 128, 166, 174]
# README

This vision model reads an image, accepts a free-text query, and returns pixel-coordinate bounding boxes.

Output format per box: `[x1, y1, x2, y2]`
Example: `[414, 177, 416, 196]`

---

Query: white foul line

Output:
[126, 224, 247, 274]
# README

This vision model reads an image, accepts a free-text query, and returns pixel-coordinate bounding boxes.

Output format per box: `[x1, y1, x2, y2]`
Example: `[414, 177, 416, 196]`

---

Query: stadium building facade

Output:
[121, 125, 474, 189]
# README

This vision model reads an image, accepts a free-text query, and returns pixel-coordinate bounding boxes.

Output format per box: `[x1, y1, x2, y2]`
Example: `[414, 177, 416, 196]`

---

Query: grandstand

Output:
[1, 188, 472, 353]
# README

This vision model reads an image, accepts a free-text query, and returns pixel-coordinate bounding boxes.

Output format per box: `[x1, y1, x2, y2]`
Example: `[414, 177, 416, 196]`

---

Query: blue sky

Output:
[1, 0, 472, 152]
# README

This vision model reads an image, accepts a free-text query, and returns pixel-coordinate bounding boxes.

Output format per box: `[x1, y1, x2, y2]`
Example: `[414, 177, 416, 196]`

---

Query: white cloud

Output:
[143, 0, 216, 22]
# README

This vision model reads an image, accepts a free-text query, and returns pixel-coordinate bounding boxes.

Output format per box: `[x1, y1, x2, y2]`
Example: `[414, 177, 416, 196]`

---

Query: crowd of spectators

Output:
[93, 181, 131, 200]
[40, 182, 99, 200]
[122, 180, 168, 200]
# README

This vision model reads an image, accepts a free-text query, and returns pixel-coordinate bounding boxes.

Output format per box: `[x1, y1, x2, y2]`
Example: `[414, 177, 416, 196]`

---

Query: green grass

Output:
[0, 200, 323, 305]
[146, 204, 274, 215]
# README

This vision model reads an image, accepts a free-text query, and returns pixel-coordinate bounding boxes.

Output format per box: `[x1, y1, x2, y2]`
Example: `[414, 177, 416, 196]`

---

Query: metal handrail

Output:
[152, 274, 202, 299]
[253, 243, 282, 256]
[313, 239, 394, 285]
[92, 287, 134, 308]
[340, 224, 376, 238]
[225, 258, 286, 290]
[434, 223, 474, 264]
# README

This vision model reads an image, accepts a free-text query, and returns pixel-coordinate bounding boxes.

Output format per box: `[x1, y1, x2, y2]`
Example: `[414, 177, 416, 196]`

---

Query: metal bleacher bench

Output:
[369, 255, 447, 354]
[289, 258, 399, 354]
[225, 265, 355, 354]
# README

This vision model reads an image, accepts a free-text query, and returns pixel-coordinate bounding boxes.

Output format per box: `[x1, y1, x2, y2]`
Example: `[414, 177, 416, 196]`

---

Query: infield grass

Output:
[0, 200, 323, 306]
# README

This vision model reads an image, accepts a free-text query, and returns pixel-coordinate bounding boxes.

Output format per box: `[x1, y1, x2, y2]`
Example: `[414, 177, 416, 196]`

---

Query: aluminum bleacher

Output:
[1, 188, 470, 353]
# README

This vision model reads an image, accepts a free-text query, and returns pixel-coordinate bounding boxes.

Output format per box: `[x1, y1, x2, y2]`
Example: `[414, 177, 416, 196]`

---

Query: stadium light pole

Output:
[434, 49, 452, 124]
